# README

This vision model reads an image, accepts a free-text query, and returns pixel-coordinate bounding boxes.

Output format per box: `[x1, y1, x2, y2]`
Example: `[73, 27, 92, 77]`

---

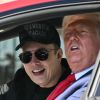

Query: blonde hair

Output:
[63, 13, 100, 26]
[62, 13, 100, 37]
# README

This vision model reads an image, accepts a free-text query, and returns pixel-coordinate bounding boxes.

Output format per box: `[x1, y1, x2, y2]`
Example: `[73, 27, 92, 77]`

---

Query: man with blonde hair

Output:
[47, 13, 100, 100]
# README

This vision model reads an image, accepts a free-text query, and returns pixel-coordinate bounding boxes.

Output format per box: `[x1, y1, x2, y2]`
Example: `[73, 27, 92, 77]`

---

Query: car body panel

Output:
[0, 0, 100, 17]
[0, 0, 99, 13]
[0, 0, 56, 13]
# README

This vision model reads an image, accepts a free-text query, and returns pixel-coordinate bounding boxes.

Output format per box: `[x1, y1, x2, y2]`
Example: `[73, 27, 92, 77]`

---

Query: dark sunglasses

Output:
[19, 48, 56, 64]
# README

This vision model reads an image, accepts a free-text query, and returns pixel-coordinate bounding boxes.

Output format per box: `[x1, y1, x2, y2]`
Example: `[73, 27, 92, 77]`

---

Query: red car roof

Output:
[0, 0, 56, 13]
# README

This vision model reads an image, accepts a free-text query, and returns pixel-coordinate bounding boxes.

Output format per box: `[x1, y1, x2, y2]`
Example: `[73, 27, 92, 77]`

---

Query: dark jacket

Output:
[0, 58, 71, 100]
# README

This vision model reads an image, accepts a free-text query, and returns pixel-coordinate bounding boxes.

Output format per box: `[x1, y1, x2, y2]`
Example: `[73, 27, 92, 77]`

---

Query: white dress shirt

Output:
[56, 64, 95, 100]
[75, 64, 95, 80]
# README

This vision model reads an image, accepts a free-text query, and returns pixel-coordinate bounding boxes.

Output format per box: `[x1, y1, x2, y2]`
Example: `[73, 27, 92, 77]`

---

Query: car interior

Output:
[0, 1, 100, 99]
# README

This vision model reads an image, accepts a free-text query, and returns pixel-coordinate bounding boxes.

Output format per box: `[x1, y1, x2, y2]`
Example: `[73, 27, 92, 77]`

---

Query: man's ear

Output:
[57, 48, 63, 61]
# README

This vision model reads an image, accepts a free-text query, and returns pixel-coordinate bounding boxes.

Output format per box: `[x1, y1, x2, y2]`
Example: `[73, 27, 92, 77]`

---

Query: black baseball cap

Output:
[15, 21, 60, 50]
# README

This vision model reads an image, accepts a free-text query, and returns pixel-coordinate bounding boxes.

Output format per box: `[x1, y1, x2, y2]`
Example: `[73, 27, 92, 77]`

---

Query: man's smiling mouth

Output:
[32, 68, 45, 75]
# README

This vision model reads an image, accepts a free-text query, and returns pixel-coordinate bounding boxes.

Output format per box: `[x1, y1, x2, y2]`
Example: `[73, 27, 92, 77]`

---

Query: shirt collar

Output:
[75, 64, 95, 80]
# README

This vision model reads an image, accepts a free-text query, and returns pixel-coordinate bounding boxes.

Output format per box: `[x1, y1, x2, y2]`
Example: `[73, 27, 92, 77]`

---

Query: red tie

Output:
[46, 74, 75, 100]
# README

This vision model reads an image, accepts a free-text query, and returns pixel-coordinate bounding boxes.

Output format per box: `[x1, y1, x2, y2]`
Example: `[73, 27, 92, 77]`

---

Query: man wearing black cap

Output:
[0, 21, 71, 100]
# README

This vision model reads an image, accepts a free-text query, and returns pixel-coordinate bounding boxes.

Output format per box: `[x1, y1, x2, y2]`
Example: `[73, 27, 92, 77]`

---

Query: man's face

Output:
[21, 42, 62, 87]
[63, 17, 100, 73]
